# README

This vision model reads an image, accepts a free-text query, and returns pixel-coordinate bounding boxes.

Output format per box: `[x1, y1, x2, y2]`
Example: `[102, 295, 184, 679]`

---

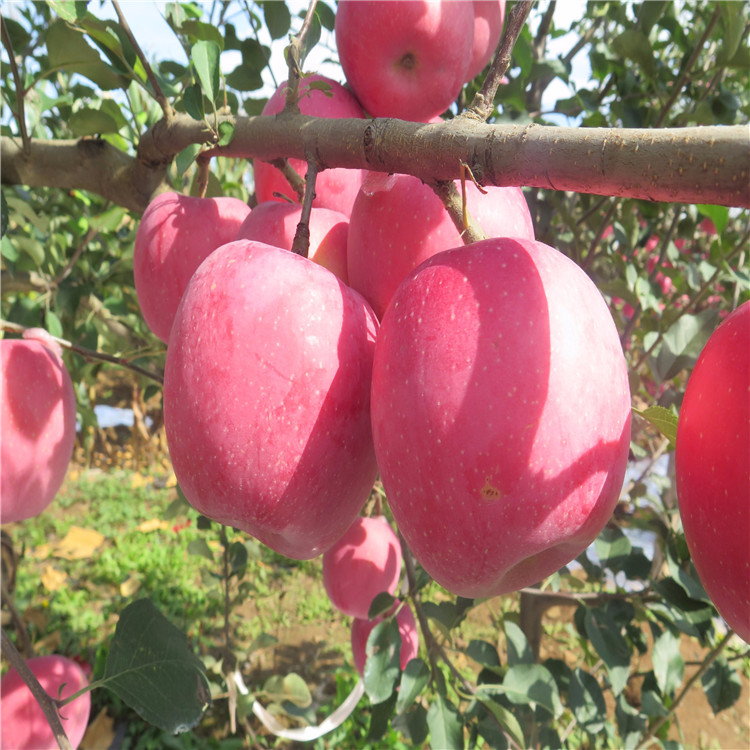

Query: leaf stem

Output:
[1, 16, 31, 154]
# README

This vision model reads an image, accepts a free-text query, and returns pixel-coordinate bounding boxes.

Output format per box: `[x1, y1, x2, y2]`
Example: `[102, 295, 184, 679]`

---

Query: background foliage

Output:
[1, 1, 749, 748]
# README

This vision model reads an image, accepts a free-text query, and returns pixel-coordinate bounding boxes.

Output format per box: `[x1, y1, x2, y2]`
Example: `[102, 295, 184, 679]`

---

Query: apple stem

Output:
[291, 159, 319, 258]
[462, 0, 535, 122]
[0, 628, 74, 750]
[428, 179, 486, 245]
[0, 319, 165, 384]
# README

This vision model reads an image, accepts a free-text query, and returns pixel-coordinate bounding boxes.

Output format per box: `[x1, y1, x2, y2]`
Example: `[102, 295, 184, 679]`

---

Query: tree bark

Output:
[3, 115, 748, 213]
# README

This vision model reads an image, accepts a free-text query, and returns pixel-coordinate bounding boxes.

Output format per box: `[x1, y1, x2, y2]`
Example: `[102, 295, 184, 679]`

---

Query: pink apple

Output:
[0, 654, 91, 749]
[253, 75, 366, 217]
[163, 240, 379, 559]
[133, 191, 251, 343]
[323, 515, 402, 619]
[235, 201, 349, 283]
[466, 1, 506, 81]
[371, 237, 631, 598]
[351, 603, 419, 677]
[347, 173, 535, 319]
[1, 336, 77, 524]
[335, 0, 475, 122]
[675, 301, 749, 643]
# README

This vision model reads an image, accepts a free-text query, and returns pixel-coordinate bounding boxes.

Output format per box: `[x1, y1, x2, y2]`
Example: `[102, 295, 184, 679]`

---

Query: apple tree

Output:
[1, 1, 749, 748]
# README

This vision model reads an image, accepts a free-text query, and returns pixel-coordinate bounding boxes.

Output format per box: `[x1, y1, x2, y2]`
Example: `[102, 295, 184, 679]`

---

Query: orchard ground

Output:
[4, 369, 748, 750]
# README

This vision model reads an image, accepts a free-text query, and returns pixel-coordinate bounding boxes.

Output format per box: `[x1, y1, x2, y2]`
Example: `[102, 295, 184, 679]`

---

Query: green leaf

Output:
[182, 83, 205, 121]
[68, 107, 119, 137]
[48, 0, 88, 22]
[475, 695, 526, 749]
[466, 639, 501, 669]
[718, 3, 745, 65]
[363, 618, 401, 704]
[366, 691, 397, 743]
[1, 191, 8, 237]
[652, 629, 684, 696]
[584, 608, 631, 696]
[44, 20, 125, 90]
[396, 658, 430, 714]
[368, 592, 396, 620]
[262, 0, 291, 40]
[594, 525, 632, 570]
[186, 538, 214, 561]
[633, 405, 679, 446]
[176, 143, 202, 176]
[569, 668, 607, 733]
[180, 19, 224, 49]
[263, 673, 311, 708]
[228, 540, 247, 575]
[190, 40, 221, 103]
[505, 620, 533, 666]
[697, 204, 729, 234]
[702, 657, 742, 713]
[100, 599, 210, 733]
[503, 663, 564, 718]
[393, 704, 429, 745]
[611, 29, 656, 77]
[426, 693, 464, 750]
[217, 121, 235, 147]
[653, 309, 720, 381]
[300, 11, 321, 66]
[45, 310, 64, 339]
[637, 1, 669, 35]
[248, 632, 278, 653]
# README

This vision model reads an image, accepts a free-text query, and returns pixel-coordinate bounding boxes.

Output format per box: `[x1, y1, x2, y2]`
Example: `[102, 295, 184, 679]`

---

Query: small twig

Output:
[428, 179, 486, 245]
[655, 5, 721, 127]
[112, 0, 173, 122]
[463, 0, 535, 122]
[267, 158, 306, 203]
[1, 17, 31, 154]
[55, 226, 99, 286]
[195, 155, 211, 198]
[1, 575, 34, 659]
[0, 319, 164, 384]
[291, 160, 319, 258]
[635, 630, 734, 749]
[0, 629, 73, 750]
[283, 0, 320, 112]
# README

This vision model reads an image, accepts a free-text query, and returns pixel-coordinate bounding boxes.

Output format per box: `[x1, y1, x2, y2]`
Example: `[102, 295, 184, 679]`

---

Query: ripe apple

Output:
[371, 237, 632, 598]
[675, 301, 749, 643]
[133, 191, 251, 343]
[351, 603, 419, 677]
[335, 0, 475, 122]
[0, 654, 91, 750]
[347, 173, 535, 319]
[323, 515, 402, 619]
[235, 201, 349, 283]
[1, 335, 77, 524]
[163, 240, 379, 559]
[252, 74, 366, 217]
[466, 1, 506, 81]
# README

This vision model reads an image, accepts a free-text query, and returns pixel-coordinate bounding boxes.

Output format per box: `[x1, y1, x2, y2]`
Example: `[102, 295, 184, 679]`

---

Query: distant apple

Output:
[335, 0, 475, 121]
[235, 201, 349, 283]
[347, 173, 534, 318]
[371, 237, 631, 598]
[134, 191, 251, 343]
[1, 335, 77, 524]
[351, 603, 419, 677]
[323, 515, 402, 619]
[0, 654, 91, 750]
[466, 0, 506, 81]
[164, 240, 379, 559]
[253, 74, 366, 217]
[675, 301, 749, 643]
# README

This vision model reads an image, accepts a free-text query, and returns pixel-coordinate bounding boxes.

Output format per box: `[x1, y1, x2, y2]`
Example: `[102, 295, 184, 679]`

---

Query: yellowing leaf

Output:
[120, 577, 141, 597]
[52, 526, 105, 560]
[41, 565, 67, 592]
[80, 708, 117, 750]
[137, 519, 169, 533]
[130, 474, 150, 489]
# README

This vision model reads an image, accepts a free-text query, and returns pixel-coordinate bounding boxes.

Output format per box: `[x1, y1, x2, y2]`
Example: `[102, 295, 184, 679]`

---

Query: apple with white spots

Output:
[1, 333, 77, 524]
[134, 191, 251, 343]
[347, 173, 534, 319]
[371, 237, 632, 598]
[351, 603, 419, 677]
[252, 74, 366, 217]
[235, 201, 349, 283]
[675, 300, 749, 643]
[323, 515, 402, 619]
[163, 240, 379, 559]
[335, 0, 475, 122]
[0, 654, 91, 750]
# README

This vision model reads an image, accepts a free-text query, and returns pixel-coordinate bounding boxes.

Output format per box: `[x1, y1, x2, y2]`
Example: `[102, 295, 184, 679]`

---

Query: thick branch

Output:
[3, 117, 749, 211]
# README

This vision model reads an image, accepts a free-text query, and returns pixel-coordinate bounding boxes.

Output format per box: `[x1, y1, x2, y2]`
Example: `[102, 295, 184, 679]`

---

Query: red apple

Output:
[347, 173, 535, 319]
[133, 191, 251, 343]
[1, 335, 77, 524]
[351, 603, 419, 677]
[323, 515, 402, 619]
[335, 0, 475, 122]
[252, 75, 366, 217]
[0, 654, 91, 750]
[235, 201, 349, 283]
[371, 237, 631, 598]
[466, 0, 506, 81]
[163, 240, 379, 559]
[675, 301, 749, 643]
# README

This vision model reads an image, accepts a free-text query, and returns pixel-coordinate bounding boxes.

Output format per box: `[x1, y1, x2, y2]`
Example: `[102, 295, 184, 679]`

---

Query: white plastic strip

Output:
[233, 670, 366, 742]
